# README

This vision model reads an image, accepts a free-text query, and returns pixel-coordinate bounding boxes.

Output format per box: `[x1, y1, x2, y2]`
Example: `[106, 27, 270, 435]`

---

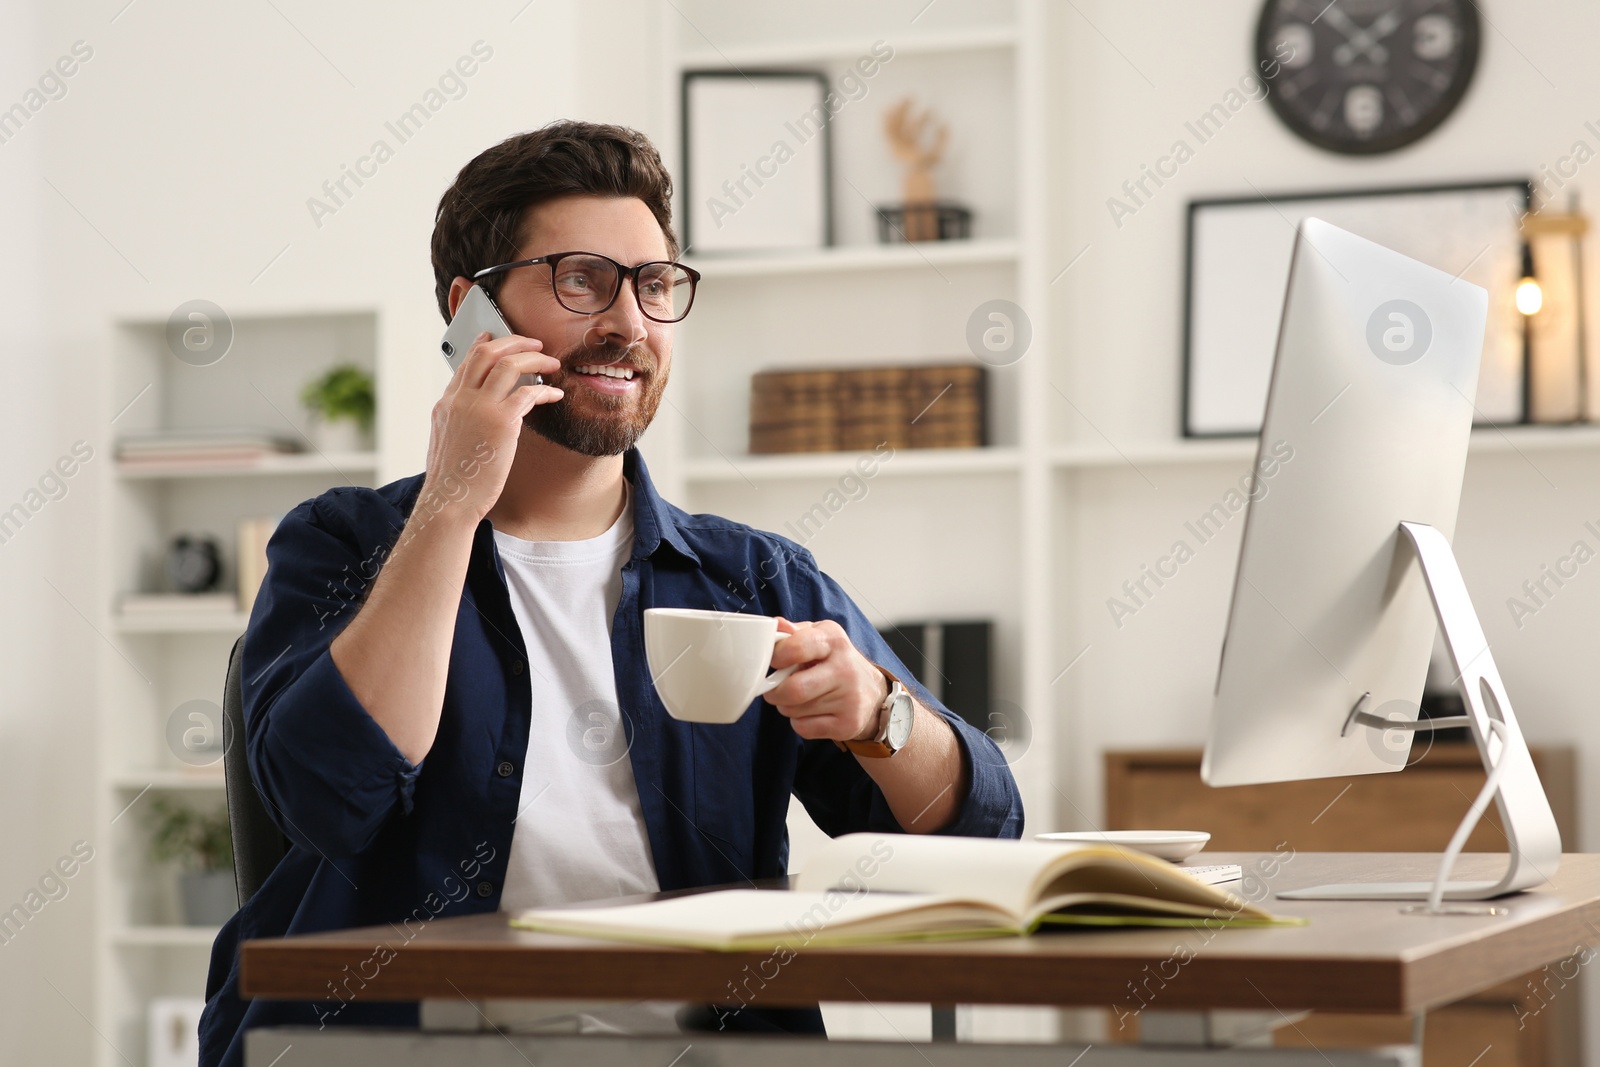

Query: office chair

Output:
[222, 635, 289, 906]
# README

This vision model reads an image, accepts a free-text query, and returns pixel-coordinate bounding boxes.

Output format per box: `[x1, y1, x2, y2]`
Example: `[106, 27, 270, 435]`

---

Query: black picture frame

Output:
[680, 69, 834, 256]
[1181, 178, 1534, 438]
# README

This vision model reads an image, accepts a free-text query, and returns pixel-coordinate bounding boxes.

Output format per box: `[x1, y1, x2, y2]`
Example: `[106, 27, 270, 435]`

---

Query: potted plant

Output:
[147, 797, 235, 926]
[300, 363, 375, 452]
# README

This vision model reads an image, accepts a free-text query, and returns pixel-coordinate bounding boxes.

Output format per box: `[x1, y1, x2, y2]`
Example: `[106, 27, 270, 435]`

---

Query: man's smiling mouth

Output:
[571, 364, 636, 380]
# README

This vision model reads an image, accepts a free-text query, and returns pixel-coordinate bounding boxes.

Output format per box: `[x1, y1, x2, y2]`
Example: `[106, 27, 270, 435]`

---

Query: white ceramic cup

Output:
[643, 607, 797, 724]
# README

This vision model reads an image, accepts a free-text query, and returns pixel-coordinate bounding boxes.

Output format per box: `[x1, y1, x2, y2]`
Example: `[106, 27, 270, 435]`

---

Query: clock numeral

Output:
[1276, 23, 1314, 68]
[1414, 14, 1457, 61]
[1344, 85, 1384, 136]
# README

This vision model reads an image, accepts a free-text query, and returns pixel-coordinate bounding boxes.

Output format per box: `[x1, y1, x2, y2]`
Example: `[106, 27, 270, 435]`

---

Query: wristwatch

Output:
[835, 670, 915, 758]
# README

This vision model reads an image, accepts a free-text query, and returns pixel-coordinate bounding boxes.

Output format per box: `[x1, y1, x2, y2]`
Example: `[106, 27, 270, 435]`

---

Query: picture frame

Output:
[1182, 179, 1533, 437]
[681, 70, 833, 255]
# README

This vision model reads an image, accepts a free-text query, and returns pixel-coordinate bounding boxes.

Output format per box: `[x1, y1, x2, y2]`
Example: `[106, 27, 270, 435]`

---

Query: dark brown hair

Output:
[430, 121, 679, 322]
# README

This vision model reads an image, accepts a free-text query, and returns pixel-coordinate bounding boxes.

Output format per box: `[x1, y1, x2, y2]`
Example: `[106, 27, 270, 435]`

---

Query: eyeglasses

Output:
[473, 251, 700, 323]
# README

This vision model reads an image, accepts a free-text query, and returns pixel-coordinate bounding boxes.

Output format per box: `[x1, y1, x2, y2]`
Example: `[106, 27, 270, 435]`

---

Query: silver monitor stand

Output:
[1277, 521, 1562, 904]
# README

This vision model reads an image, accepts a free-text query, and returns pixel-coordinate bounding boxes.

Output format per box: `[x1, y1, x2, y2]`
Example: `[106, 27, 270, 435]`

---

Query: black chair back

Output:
[222, 635, 289, 905]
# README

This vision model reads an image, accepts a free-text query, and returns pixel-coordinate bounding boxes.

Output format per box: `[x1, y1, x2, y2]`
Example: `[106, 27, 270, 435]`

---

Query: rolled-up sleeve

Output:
[782, 550, 1024, 841]
[242, 492, 421, 859]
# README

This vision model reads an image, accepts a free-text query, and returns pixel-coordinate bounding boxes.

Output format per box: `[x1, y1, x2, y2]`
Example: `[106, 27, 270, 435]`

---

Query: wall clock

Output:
[1256, 0, 1480, 155]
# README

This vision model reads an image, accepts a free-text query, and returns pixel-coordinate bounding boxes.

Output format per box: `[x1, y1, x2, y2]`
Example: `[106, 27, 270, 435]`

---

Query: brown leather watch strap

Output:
[834, 665, 903, 758]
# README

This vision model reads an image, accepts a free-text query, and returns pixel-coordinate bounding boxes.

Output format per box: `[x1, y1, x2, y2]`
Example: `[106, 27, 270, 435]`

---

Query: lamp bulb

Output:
[1516, 277, 1544, 316]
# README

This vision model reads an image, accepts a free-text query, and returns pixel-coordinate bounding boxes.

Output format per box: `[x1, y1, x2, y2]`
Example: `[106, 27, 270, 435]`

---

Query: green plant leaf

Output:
[301, 363, 376, 434]
[147, 795, 234, 873]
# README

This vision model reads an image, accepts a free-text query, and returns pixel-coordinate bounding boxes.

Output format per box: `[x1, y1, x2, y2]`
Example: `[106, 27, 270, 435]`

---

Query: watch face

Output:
[886, 693, 914, 750]
[1257, 0, 1479, 155]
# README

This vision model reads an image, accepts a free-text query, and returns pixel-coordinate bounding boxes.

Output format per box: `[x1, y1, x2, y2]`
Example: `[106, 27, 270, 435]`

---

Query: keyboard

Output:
[1178, 863, 1243, 886]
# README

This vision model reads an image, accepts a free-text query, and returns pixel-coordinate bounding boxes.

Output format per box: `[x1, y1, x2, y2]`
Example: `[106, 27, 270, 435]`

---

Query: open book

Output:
[511, 833, 1296, 950]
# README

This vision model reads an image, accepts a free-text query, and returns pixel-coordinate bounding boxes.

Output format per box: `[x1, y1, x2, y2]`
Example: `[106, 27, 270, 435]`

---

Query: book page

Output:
[795, 833, 1088, 920]
[513, 889, 1014, 949]
[796, 834, 1269, 924]
[1032, 856, 1265, 921]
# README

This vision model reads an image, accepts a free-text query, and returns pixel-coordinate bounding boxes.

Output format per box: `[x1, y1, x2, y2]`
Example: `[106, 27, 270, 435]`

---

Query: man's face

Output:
[491, 194, 675, 456]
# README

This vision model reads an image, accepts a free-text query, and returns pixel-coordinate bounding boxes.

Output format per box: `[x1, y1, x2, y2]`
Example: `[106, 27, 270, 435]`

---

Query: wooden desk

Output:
[1104, 747, 1583, 1067]
[242, 853, 1600, 1014]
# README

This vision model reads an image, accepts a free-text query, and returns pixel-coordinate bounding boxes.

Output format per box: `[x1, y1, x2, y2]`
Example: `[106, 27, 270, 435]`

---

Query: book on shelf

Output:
[119, 592, 239, 616]
[879, 619, 991, 732]
[907, 364, 986, 449]
[749, 363, 987, 455]
[838, 367, 911, 451]
[511, 832, 1293, 950]
[749, 369, 840, 454]
[116, 428, 302, 469]
[237, 516, 279, 615]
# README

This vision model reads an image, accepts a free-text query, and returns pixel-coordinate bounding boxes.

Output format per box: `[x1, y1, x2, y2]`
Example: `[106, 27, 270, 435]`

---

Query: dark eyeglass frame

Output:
[472, 250, 701, 323]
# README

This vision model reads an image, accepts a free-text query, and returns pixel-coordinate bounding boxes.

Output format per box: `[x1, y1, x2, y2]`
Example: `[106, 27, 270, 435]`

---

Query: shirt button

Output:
[496, 761, 514, 778]
[476, 881, 494, 898]
[511, 660, 525, 676]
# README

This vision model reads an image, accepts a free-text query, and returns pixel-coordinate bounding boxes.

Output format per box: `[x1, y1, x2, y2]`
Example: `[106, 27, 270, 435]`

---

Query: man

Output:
[199, 120, 1022, 1066]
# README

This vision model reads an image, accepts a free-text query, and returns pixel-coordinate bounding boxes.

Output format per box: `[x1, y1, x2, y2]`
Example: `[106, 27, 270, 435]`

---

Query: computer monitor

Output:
[1202, 218, 1561, 903]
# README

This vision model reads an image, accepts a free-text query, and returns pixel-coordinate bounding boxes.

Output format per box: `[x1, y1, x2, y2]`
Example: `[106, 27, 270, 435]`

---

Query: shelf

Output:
[1465, 422, 1600, 455]
[112, 926, 222, 948]
[684, 239, 1017, 279]
[1052, 438, 1257, 470]
[111, 770, 225, 791]
[113, 612, 249, 634]
[686, 447, 1022, 484]
[677, 23, 1017, 68]
[682, 425, 1600, 485]
[116, 451, 378, 480]
[1052, 424, 1600, 472]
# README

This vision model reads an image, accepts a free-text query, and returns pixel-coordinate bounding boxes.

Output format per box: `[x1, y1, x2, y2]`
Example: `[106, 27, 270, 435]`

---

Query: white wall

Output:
[1047, 5, 1600, 1056]
[0, 3, 100, 1063]
[5, 0, 596, 1060]
[1047, 0, 1600, 826]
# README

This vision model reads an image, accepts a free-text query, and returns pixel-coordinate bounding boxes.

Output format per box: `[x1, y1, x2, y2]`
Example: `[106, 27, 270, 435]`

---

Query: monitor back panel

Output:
[1203, 218, 1488, 787]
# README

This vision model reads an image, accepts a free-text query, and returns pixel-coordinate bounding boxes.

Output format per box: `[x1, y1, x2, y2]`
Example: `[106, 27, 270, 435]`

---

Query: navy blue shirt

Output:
[199, 449, 1022, 1066]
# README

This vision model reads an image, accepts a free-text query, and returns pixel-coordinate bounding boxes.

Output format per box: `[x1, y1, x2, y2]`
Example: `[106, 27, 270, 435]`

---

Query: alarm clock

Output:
[1256, 0, 1480, 155]
[167, 534, 222, 594]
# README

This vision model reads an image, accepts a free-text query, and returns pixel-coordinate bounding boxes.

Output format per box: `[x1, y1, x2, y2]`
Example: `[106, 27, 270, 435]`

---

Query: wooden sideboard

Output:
[1103, 744, 1580, 1067]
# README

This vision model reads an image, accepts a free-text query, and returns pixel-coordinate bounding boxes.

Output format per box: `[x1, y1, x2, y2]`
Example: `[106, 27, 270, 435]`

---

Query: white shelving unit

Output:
[660, 0, 1051, 823]
[112, 613, 254, 635]
[676, 22, 1019, 68]
[1047, 422, 1600, 471]
[114, 451, 379, 481]
[683, 237, 1019, 278]
[685, 445, 1024, 483]
[659, 0, 1056, 1043]
[94, 310, 380, 1066]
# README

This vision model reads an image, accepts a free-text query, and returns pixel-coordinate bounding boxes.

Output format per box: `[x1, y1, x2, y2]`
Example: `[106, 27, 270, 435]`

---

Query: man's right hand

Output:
[422, 331, 563, 524]
[330, 330, 561, 764]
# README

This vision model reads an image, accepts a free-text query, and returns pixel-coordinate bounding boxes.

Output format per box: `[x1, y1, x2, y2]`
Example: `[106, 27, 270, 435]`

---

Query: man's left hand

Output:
[764, 618, 887, 743]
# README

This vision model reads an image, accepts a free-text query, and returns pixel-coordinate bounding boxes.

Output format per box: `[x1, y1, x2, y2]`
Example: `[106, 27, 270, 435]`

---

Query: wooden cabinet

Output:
[1103, 745, 1581, 1067]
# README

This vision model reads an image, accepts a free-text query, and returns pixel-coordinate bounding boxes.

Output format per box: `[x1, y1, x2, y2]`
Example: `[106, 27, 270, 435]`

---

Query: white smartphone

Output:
[440, 283, 542, 388]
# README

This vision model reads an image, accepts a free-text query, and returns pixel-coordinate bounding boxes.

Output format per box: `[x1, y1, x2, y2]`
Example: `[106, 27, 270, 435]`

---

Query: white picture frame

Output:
[1184, 181, 1531, 436]
[681, 71, 832, 255]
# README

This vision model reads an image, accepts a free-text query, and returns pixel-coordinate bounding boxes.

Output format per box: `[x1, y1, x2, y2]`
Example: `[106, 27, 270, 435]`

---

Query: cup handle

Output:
[756, 632, 797, 696]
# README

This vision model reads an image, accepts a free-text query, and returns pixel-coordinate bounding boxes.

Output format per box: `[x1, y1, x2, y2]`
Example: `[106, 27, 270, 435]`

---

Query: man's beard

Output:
[524, 339, 667, 457]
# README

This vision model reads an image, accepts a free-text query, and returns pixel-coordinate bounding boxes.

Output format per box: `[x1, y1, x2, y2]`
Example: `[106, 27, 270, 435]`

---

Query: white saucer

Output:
[1034, 830, 1211, 862]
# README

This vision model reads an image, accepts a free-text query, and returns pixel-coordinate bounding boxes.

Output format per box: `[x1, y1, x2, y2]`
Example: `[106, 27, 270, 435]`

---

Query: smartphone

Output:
[440, 283, 543, 388]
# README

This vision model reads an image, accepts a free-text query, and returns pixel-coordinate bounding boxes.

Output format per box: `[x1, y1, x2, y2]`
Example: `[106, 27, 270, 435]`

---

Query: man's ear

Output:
[446, 276, 474, 320]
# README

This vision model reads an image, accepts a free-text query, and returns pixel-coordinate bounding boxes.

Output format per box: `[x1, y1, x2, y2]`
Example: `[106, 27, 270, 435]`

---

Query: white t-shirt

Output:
[494, 488, 660, 913]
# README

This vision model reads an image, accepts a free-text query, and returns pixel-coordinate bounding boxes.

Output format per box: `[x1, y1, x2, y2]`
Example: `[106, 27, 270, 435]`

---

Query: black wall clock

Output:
[1257, 0, 1480, 155]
